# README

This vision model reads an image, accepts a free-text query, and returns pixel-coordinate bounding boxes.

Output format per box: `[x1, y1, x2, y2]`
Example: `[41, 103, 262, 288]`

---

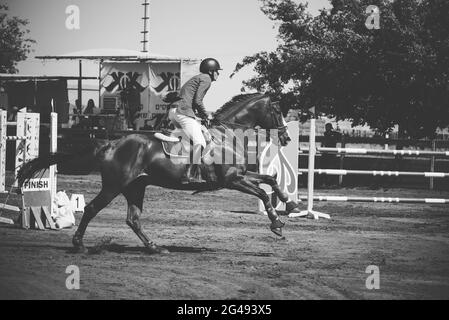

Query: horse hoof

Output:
[271, 227, 283, 237]
[285, 201, 299, 214]
[285, 201, 300, 214]
[72, 236, 87, 253]
[159, 248, 170, 255]
[146, 244, 170, 255]
[270, 219, 285, 237]
[72, 244, 87, 254]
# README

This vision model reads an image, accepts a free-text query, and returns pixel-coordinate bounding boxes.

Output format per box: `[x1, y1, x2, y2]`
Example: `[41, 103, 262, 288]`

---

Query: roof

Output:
[0, 74, 98, 80]
[35, 48, 199, 63]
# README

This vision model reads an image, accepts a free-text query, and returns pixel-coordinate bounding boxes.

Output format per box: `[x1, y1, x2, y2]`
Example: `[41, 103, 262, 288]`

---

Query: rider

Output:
[169, 58, 222, 184]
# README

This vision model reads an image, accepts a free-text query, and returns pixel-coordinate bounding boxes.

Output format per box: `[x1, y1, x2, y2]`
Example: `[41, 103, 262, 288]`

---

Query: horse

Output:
[17, 93, 301, 254]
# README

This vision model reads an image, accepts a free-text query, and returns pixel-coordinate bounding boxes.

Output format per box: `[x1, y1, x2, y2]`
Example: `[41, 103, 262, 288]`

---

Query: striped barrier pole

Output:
[297, 195, 449, 204]
[300, 147, 449, 157]
[298, 169, 449, 178]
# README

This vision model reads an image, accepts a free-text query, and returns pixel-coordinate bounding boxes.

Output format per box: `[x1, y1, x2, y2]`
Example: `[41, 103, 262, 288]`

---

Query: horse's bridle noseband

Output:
[270, 102, 287, 133]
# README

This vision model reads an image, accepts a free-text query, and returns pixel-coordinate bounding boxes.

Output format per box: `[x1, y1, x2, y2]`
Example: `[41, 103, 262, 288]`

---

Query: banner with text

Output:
[100, 62, 149, 129]
[147, 62, 181, 128]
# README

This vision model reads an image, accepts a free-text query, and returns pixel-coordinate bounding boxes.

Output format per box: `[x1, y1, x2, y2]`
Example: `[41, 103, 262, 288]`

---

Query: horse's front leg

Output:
[227, 176, 285, 237]
[123, 177, 169, 254]
[244, 171, 301, 215]
[73, 187, 120, 253]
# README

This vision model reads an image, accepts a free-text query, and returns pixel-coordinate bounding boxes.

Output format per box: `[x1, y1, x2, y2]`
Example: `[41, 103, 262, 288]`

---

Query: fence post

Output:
[430, 140, 436, 190]
[0, 111, 6, 193]
[339, 135, 345, 187]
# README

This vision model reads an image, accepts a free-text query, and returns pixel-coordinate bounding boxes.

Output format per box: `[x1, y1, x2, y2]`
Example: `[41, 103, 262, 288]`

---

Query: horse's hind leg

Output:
[73, 188, 120, 252]
[228, 176, 285, 237]
[244, 171, 301, 214]
[122, 178, 169, 254]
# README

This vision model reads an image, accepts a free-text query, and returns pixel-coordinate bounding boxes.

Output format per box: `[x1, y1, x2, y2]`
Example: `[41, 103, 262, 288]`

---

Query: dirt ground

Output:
[1, 174, 449, 300]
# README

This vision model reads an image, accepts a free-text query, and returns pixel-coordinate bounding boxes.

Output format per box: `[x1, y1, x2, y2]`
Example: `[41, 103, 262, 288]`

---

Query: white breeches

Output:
[169, 108, 206, 148]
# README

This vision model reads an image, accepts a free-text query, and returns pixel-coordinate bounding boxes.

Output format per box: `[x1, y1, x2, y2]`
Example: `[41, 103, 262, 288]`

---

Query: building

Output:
[35, 49, 201, 130]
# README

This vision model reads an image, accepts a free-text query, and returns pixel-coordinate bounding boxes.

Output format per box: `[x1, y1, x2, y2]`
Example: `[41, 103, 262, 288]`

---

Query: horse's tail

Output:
[17, 140, 111, 189]
[16, 152, 76, 188]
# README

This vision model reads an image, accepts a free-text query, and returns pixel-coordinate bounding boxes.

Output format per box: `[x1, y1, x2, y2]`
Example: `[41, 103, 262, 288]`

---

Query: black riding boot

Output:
[181, 144, 206, 184]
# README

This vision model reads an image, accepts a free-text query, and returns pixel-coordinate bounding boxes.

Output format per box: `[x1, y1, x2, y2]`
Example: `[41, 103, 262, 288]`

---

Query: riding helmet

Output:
[200, 58, 222, 74]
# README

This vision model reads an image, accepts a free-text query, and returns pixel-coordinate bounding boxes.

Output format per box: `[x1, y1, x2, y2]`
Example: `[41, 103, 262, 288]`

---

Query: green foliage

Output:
[0, 4, 35, 73]
[233, 0, 449, 138]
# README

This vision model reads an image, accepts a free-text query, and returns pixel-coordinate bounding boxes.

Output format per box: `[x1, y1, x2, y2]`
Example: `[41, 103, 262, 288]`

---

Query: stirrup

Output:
[181, 165, 206, 184]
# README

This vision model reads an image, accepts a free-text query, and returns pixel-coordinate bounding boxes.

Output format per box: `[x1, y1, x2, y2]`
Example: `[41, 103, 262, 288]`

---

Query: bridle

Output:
[270, 102, 287, 133]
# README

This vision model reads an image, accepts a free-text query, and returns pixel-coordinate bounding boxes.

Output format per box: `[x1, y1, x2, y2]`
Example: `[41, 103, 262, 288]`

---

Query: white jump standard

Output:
[289, 118, 449, 219]
[0, 110, 58, 229]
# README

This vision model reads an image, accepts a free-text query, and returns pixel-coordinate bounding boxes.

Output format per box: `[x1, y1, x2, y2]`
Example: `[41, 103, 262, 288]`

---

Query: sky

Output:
[5, 0, 331, 110]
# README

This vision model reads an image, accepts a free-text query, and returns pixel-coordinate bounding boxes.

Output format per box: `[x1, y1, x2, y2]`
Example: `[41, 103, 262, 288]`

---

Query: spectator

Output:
[140, 119, 154, 131]
[320, 123, 341, 187]
[70, 99, 84, 128]
[83, 99, 100, 128]
[75, 99, 82, 114]
[7, 106, 19, 122]
[0, 86, 7, 110]
[84, 99, 95, 114]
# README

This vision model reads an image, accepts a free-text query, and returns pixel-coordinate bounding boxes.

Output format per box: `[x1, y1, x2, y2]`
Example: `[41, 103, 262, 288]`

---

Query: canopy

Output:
[35, 48, 198, 63]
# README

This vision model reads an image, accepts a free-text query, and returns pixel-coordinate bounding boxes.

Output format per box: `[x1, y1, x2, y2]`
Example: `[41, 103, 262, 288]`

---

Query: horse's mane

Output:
[212, 93, 265, 122]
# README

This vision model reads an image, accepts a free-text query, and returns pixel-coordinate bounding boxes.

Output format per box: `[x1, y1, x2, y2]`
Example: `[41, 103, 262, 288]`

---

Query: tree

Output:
[0, 4, 35, 73]
[232, 0, 449, 138]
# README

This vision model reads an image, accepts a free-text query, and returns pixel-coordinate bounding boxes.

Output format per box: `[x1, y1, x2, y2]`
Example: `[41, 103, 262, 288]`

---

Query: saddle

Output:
[155, 127, 215, 157]
[155, 127, 217, 184]
[155, 129, 189, 159]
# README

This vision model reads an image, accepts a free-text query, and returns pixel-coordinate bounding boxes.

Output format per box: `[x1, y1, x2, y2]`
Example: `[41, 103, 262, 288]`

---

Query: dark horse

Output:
[17, 93, 301, 254]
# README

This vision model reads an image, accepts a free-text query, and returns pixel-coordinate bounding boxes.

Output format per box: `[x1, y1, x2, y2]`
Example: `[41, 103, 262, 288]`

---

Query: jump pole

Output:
[297, 196, 449, 204]
[49, 112, 57, 216]
[298, 169, 449, 178]
[303, 147, 449, 157]
[289, 118, 330, 220]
